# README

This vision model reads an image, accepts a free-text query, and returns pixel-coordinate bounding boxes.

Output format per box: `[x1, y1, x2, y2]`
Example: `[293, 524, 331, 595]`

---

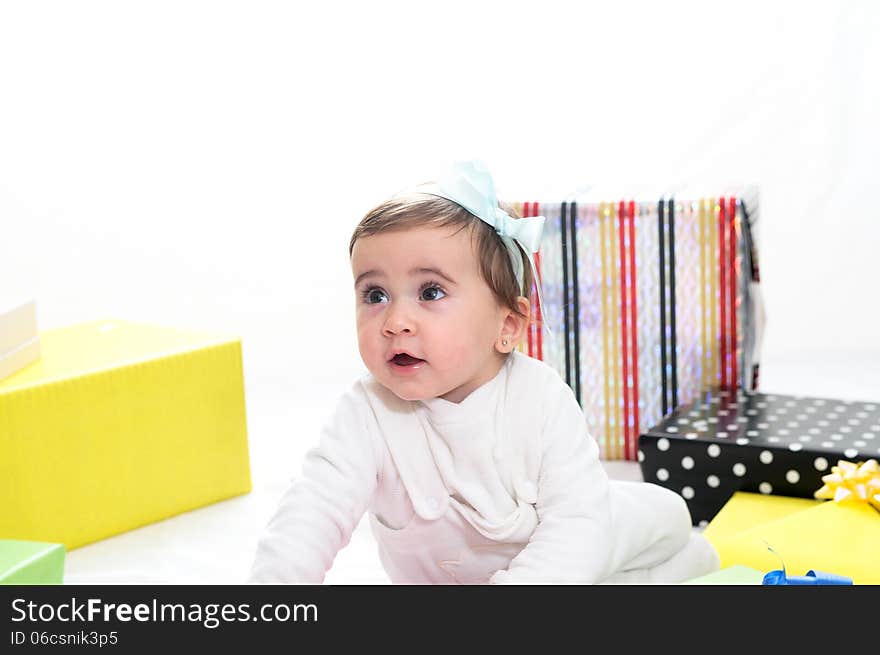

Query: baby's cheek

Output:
[438, 340, 475, 371]
[355, 328, 381, 363]
[355, 310, 380, 336]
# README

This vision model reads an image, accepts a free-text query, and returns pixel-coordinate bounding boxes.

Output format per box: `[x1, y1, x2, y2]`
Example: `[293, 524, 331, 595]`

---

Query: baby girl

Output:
[249, 160, 719, 584]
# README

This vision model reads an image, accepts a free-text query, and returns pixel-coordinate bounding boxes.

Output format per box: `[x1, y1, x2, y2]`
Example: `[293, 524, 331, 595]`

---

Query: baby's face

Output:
[351, 225, 510, 403]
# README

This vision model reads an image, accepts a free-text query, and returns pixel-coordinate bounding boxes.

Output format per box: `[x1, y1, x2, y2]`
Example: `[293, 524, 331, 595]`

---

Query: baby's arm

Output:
[248, 384, 381, 583]
[490, 385, 613, 584]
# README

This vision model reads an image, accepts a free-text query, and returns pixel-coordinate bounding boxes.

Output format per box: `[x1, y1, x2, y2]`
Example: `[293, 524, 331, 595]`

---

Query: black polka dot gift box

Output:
[637, 390, 880, 526]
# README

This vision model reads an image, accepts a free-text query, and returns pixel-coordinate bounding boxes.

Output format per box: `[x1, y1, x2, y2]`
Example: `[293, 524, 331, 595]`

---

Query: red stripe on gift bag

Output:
[534, 202, 544, 361]
[522, 201, 534, 358]
[618, 201, 631, 459]
[728, 197, 738, 390]
[627, 200, 640, 460]
[718, 197, 729, 390]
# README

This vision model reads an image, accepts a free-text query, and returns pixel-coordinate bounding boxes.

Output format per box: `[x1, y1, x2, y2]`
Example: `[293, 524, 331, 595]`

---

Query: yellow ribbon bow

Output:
[814, 458, 880, 511]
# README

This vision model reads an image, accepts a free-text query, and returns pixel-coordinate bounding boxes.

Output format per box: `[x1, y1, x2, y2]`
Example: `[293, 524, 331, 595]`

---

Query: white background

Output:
[2, 1, 879, 582]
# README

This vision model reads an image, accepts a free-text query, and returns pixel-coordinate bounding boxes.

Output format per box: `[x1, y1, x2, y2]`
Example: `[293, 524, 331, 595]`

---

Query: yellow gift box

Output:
[705, 492, 880, 584]
[0, 320, 251, 549]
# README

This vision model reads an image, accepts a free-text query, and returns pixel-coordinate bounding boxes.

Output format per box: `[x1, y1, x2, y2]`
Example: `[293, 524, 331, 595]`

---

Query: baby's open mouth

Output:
[391, 353, 425, 366]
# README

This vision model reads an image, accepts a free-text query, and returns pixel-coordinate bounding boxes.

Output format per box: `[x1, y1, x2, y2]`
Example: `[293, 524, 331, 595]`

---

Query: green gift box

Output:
[0, 540, 66, 584]
[682, 564, 764, 585]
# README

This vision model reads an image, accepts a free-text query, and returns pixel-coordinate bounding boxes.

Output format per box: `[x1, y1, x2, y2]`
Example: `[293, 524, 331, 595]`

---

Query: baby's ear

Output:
[496, 296, 531, 353]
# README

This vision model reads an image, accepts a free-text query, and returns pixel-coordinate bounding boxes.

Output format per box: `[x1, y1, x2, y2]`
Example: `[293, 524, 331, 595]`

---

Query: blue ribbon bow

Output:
[760, 542, 853, 585]
[762, 569, 853, 585]
[412, 160, 547, 326]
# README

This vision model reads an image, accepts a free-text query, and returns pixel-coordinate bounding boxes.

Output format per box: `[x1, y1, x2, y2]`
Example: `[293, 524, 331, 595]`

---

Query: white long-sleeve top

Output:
[249, 350, 616, 584]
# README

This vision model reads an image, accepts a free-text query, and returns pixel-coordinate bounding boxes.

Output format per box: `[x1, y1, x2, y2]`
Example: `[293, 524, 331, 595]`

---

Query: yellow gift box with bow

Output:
[705, 459, 880, 584]
[0, 320, 251, 550]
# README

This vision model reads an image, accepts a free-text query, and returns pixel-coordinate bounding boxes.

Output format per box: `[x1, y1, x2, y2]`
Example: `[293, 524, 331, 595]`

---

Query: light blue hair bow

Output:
[412, 160, 547, 325]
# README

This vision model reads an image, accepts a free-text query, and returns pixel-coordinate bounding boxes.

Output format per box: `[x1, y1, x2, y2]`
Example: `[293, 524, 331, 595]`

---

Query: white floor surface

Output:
[62, 348, 880, 584]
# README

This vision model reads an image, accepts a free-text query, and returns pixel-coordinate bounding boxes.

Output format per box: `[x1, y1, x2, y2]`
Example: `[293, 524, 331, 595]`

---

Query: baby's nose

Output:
[382, 303, 417, 336]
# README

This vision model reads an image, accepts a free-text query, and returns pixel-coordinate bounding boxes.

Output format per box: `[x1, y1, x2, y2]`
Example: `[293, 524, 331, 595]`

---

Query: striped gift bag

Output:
[509, 191, 764, 461]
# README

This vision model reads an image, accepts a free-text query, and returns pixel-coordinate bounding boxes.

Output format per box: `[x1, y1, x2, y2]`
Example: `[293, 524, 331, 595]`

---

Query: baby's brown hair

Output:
[349, 193, 533, 322]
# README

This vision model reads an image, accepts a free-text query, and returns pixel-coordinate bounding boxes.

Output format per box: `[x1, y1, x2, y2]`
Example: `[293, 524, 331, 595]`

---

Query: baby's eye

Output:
[420, 285, 446, 301]
[363, 288, 388, 304]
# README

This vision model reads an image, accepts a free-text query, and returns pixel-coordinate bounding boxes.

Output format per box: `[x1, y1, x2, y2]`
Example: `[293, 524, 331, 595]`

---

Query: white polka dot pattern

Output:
[637, 390, 880, 524]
